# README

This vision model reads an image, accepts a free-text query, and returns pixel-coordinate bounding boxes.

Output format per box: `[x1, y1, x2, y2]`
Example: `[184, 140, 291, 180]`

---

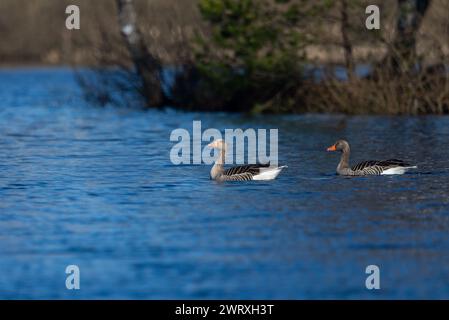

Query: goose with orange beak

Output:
[326, 139, 417, 176]
[207, 139, 287, 181]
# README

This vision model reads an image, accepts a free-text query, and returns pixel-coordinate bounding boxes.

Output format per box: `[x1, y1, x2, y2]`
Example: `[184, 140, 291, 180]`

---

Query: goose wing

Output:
[376, 159, 412, 167]
[351, 160, 380, 171]
[220, 171, 255, 181]
[222, 163, 270, 180]
[352, 159, 412, 175]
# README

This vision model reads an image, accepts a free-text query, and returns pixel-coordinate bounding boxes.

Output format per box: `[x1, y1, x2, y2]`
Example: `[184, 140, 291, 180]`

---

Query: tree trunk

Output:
[386, 0, 431, 73]
[115, 0, 166, 107]
[340, 0, 355, 80]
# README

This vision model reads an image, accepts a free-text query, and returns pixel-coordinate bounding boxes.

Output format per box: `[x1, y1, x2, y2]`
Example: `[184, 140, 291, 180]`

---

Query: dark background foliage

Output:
[0, 0, 447, 114]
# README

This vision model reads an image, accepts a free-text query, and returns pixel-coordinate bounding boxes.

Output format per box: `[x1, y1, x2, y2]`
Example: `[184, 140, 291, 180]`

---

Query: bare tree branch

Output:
[115, 0, 166, 106]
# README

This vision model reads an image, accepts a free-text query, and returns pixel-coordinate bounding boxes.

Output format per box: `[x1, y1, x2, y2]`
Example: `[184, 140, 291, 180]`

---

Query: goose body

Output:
[327, 140, 417, 176]
[208, 139, 287, 181]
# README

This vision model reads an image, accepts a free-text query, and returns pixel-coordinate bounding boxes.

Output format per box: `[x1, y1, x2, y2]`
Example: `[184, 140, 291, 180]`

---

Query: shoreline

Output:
[1, 65, 447, 116]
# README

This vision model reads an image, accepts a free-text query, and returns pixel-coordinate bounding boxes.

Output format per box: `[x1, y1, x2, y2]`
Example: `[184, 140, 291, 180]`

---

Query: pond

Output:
[0, 68, 449, 299]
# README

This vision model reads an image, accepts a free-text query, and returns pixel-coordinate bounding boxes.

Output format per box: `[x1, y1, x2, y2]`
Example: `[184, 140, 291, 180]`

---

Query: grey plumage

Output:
[207, 139, 285, 181]
[213, 163, 271, 181]
[349, 159, 411, 175]
[327, 140, 416, 176]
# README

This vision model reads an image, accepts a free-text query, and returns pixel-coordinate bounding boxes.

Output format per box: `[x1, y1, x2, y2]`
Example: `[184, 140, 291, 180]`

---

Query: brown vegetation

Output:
[0, 0, 448, 114]
[301, 65, 449, 114]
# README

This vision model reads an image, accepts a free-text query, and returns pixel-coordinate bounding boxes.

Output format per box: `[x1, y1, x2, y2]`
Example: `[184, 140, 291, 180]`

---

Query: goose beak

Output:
[327, 144, 337, 152]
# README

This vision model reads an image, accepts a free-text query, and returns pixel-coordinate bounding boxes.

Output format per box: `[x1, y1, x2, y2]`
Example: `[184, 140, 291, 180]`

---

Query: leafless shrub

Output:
[301, 60, 449, 115]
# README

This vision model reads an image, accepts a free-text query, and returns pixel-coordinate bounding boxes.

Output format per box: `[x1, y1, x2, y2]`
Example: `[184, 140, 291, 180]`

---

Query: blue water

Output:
[1, 68, 449, 299]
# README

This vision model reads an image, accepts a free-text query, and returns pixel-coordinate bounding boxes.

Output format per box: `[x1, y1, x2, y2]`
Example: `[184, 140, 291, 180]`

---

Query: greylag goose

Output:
[327, 139, 417, 176]
[207, 139, 287, 181]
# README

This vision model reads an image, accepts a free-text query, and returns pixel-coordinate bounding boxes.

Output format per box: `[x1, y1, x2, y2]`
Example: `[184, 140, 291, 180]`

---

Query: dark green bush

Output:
[194, 0, 307, 112]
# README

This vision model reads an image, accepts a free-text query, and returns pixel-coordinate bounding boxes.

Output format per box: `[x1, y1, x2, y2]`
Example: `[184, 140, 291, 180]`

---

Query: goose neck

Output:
[215, 149, 226, 165]
[337, 147, 350, 171]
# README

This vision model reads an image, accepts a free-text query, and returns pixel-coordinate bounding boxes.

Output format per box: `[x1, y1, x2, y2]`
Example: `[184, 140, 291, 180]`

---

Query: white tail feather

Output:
[253, 165, 288, 180]
[381, 165, 417, 175]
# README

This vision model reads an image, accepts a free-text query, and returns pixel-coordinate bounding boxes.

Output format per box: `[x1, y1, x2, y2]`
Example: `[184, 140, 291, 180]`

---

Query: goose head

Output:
[327, 139, 350, 153]
[207, 139, 227, 151]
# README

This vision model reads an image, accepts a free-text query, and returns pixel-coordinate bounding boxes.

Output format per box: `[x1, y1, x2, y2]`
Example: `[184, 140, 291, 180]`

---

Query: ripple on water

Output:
[1, 69, 449, 299]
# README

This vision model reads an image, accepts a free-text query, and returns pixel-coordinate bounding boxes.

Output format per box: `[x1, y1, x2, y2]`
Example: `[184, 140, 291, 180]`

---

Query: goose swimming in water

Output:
[327, 139, 417, 176]
[207, 139, 287, 181]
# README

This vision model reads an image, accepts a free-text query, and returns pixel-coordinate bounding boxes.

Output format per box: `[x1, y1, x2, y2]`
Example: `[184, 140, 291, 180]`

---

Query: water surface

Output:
[0, 68, 449, 299]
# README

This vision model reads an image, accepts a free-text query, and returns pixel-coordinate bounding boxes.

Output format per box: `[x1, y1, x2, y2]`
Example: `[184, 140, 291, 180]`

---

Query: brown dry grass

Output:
[300, 65, 449, 115]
